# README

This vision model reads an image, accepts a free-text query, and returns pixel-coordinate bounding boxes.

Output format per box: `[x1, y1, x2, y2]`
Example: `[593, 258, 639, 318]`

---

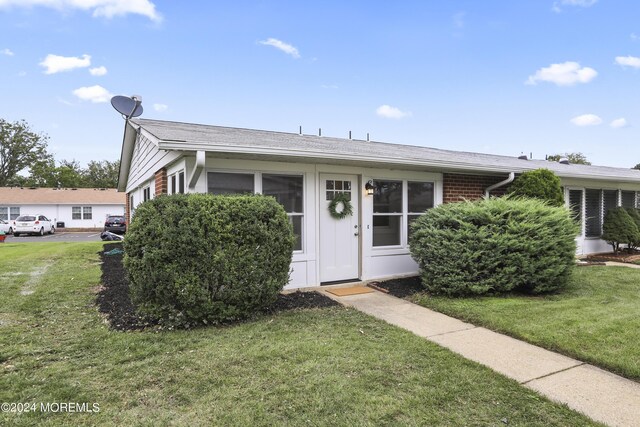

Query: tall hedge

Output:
[507, 169, 564, 207]
[409, 197, 578, 296]
[124, 193, 295, 327]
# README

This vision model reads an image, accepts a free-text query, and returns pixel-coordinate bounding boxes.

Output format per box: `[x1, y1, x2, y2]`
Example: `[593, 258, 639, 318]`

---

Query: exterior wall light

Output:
[365, 180, 375, 196]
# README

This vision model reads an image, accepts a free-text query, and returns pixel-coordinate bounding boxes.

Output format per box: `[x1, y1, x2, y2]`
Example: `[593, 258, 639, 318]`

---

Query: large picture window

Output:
[408, 181, 434, 238]
[207, 172, 254, 195]
[262, 174, 304, 251]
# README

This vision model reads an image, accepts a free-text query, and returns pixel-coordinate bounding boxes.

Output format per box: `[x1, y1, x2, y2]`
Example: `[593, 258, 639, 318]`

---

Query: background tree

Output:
[632, 163, 640, 170]
[0, 119, 52, 186]
[26, 159, 84, 188]
[507, 168, 565, 207]
[547, 152, 591, 165]
[83, 160, 120, 188]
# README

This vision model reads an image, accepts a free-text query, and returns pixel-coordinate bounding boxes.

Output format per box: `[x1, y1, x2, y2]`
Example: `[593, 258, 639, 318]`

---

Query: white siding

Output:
[126, 132, 181, 193]
[8, 204, 124, 229]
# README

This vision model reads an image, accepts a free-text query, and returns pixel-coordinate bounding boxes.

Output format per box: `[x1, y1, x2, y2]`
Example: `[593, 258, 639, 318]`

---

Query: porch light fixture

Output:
[365, 180, 375, 196]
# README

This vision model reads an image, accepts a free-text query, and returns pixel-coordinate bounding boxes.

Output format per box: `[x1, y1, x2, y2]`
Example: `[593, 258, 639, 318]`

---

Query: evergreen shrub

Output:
[507, 169, 564, 207]
[409, 197, 578, 296]
[602, 207, 640, 253]
[124, 193, 295, 327]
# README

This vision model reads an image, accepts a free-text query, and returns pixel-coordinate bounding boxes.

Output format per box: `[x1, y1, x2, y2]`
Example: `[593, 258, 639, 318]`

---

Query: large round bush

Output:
[124, 193, 295, 327]
[507, 168, 564, 207]
[409, 197, 578, 296]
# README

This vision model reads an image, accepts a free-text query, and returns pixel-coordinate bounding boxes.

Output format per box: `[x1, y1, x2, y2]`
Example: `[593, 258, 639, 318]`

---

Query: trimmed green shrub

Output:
[624, 208, 640, 251]
[507, 169, 564, 207]
[124, 193, 295, 327]
[409, 197, 578, 296]
[602, 207, 640, 253]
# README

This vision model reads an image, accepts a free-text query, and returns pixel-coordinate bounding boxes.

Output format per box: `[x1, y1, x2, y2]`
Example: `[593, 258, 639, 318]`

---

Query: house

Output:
[118, 118, 640, 289]
[0, 187, 125, 229]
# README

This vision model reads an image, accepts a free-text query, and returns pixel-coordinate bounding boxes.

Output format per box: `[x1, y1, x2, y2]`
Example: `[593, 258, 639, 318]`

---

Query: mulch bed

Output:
[587, 251, 640, 264]
[368, 276, 423, 299]
[96, 243, 338, 331]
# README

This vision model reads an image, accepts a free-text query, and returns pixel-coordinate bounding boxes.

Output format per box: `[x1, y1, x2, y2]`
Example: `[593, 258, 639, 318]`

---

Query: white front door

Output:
[319, 174, 360, 283]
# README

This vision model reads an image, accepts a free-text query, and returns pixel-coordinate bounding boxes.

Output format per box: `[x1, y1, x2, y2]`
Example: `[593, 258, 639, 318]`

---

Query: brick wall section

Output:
[125, 192, 130, 224]
[154, 168, 168, 196]
[443, 173, 511, 203]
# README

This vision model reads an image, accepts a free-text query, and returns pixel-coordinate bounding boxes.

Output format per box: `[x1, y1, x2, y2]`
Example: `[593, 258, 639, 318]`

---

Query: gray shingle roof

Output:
[132, 118, 640, 183]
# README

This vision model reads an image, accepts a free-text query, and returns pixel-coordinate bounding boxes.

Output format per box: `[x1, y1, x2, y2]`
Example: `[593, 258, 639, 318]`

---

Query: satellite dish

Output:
[110, 95, 143, 119]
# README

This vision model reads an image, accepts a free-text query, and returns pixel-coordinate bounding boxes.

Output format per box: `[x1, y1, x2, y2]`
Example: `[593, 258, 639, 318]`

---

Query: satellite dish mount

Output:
[110, 95, 143, 119]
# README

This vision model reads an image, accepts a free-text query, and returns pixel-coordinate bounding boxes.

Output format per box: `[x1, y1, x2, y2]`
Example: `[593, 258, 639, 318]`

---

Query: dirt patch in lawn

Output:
[96, 243, 339, 331]
[369, 276, 423, 299]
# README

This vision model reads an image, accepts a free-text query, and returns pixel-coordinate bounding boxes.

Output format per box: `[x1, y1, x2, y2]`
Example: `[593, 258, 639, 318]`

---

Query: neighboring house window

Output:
[73, 207, 92, 220]
[0, 207, 20, 221]
[407, 181, 434, 239]
[263, 174, 304, 251]
[72, 206, 82, 220]
[207, 172, 254, 195]
[170, 175, 177, 194]
[373, 180, 403, 247]
[621, 191, 636, 208]
[372, 179, 435, 247]
[178, 171, 185, 194]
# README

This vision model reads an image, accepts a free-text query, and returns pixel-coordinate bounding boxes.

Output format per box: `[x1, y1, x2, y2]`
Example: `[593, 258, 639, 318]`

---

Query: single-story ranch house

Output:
[118, 118, 640, 289]
[0, 187, 125, 229]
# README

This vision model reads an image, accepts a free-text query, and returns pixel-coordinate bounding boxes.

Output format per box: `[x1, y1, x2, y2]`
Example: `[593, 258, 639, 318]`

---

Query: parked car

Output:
[104, 215, 126, 234]
[13, 214, 55, 237]
[0, 219, 13, 235]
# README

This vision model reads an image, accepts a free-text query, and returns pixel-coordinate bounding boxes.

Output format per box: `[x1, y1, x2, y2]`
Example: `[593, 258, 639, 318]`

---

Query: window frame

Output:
[371, 178, 436, 250]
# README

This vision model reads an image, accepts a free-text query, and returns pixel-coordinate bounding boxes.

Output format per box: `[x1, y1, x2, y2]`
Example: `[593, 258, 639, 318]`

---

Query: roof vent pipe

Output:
[559, 158, 570, 165]
[319, 128, 322, 137]
[349, 130, 352, 140]
[366, 133, 370, 142]
[299, 125, 302, 135]
[484, 172, 515, 199]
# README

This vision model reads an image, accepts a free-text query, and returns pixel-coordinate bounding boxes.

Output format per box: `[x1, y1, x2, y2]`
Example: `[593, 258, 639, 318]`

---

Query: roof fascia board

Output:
[117, 121, 138, 192]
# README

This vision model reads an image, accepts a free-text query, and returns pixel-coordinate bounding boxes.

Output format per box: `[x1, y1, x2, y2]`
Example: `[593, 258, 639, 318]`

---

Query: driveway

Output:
[5, 232, 105, 243]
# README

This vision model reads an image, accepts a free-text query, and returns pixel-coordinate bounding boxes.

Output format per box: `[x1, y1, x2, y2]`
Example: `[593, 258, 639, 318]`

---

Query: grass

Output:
[0, 243, 599, 426]
[413, 266, 640, 381]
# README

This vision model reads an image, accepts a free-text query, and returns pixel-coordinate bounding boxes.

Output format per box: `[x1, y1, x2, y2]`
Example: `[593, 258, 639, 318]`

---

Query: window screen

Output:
[207, 172, 254, 195]
[585, 189, 602, 237]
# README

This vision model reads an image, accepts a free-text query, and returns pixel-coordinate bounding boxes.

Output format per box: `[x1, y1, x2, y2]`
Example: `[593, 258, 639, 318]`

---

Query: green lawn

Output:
[413, 266, 640, 381]
[0, 243, 598, 426]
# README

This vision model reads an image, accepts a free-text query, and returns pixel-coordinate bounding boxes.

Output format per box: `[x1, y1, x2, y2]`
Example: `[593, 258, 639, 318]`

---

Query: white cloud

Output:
[570, 114, 602, 126]
[631, 33, 640, 41]
[153, 103, 168, 112]
[526, 61, 597, 86]
[552, 0, 597, 13]
[376, 105, 412, 119]
[40, 53, 90, 74]
[610, 118, 628, 129]
[615, 55, 640, 69]
[89, 66, 107, 76]
[72, 85, 112, 103]
[0, 0, 161, 22]
[258, 38, 300, 58]
[1, 48, 14, 56]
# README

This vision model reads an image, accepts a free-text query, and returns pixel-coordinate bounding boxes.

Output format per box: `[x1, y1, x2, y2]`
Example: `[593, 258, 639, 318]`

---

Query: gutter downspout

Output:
[484, 172, 515, 199]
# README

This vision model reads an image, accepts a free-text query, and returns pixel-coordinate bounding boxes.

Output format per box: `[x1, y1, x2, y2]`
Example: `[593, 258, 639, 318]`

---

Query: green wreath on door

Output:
[328, 193, 353, 219]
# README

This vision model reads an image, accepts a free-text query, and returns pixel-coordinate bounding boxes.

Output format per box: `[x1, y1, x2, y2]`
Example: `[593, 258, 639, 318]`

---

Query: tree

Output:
[0, 119, 52, 186]
[26, 158, 83, 188]
[507, 168, 564, 207]
[547, 152, 591, 165]
[632, 163, 640, 170]
[83, 160, 120, 188]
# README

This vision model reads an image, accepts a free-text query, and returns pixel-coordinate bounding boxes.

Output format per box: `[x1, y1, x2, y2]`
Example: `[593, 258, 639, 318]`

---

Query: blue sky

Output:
[1, 0, 640, 168]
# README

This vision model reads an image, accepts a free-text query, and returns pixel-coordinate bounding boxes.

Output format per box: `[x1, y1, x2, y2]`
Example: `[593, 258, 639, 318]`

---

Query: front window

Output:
[263, 174, 304, 251]
[207, 172, 254, 195]
[83, 207, 92, 220]
[373, 180, 403, 247]
[72, 206, 82, 220]
[407, 181, 434, 238]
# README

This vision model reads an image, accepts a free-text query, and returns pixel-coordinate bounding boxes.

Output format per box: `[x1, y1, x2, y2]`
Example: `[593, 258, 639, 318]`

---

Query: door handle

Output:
[354, 232, 359, 236]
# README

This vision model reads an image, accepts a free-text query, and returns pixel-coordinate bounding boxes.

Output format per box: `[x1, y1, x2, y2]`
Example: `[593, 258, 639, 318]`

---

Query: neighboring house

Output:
[118, 118, 640, 289]
[0, 187, 125, 229]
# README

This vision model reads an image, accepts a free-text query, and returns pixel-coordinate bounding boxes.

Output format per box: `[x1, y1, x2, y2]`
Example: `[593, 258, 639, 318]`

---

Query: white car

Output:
[0, 219, 13, 235]
[13, 214, 55, 237]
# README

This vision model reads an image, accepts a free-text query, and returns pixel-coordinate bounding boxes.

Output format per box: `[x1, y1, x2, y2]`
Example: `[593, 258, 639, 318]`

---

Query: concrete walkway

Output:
[321, 289, 640, 427]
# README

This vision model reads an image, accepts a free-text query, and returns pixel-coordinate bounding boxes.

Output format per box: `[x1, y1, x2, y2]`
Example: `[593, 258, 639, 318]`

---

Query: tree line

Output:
[0, 118, 119, 188]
